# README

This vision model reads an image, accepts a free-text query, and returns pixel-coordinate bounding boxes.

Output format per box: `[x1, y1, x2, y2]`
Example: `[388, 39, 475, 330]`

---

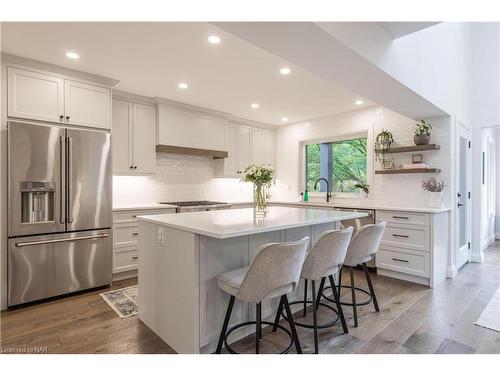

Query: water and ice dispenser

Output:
[20, 181, 55, 223]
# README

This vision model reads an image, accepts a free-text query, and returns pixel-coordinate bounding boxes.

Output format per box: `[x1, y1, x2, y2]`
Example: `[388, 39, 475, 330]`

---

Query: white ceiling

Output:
[1, 22, 373, 125]
[378, 22, 440, 39]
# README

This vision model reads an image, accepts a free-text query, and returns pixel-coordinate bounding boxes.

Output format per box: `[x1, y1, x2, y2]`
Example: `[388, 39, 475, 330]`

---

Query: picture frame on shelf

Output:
[412, 154, 423, 164]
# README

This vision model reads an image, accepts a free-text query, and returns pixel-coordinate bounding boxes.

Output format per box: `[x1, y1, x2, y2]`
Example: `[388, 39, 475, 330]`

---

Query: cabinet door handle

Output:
[392, 216, 409, 220]
[132, 233, 139, 237]
[66, 115, 70, 122]
[59, 115, 64, 121]
[132, 256, 139, 261]
[392, 234, 409, 238]
[132, 215, 137, 218]
[392, 257, 409, 263]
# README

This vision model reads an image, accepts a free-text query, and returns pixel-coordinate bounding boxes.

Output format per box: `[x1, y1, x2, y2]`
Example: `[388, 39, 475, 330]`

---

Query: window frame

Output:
[299, 130, 372, 199]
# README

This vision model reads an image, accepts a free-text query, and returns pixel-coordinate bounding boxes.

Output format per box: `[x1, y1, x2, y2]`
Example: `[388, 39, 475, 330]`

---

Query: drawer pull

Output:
[132, 215, 137, 218]
[132, 256, 139, 261]
[132, 233, 139, 237]
[392, 234, 409, 238]
[392, 216, 409, 220]
[392, 257, 409, 263]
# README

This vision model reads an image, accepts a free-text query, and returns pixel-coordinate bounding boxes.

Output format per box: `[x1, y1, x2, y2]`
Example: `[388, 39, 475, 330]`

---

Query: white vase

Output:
[429, 192, 444, 208]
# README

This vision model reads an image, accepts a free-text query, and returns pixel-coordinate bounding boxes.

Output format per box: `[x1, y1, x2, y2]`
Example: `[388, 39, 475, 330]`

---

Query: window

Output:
[305, 137, 368, 194]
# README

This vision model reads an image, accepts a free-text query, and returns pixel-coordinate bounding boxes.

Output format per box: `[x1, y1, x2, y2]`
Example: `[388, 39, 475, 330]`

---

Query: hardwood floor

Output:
[1, 241, 499, 354]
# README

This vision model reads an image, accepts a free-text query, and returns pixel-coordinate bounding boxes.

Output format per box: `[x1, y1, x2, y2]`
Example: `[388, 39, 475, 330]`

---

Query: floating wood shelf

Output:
[375, 168, 441, 174]
[375, 144, 440, 154]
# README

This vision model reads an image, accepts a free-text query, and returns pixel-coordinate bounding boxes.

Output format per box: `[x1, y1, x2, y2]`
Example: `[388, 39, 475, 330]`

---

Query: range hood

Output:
[156, 144, 228, 159]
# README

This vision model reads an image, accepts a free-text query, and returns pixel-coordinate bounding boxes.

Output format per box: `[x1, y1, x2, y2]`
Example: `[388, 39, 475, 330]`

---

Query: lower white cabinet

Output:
[112, 207, 175, 276]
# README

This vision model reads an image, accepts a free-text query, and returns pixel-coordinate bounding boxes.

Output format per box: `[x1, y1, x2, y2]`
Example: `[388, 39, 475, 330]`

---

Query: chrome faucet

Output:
[314, 178, 332, 202]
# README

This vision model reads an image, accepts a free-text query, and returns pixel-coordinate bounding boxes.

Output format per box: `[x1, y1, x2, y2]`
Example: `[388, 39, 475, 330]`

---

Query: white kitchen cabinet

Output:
[64, 79, 111, 129]
[214, 123, 251, 177]
[7, 66, 65, 123]
[157, 106, 226, 151]
[236, 125, 251, 174]
[112, 98, 156, 175]
[7, 66, 111, 129]
[251, 127, 276, 168]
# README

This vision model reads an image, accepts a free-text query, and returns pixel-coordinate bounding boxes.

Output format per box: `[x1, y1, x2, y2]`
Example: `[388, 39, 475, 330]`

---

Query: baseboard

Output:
[481, 234, 496, 251]
[496, 233, 500, 240]
[376, 268, 430, 287]
[113, 269, 138, 282]
[470, 252, 484, 263]
[447, 265, 458, 279]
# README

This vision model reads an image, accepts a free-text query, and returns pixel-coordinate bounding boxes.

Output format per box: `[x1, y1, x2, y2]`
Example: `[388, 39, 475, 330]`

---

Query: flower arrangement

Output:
[243, 164, 274, 215]
[421, 178, 445, 192]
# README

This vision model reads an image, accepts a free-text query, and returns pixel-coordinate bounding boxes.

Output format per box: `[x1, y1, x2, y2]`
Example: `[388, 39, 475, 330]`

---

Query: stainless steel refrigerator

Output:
[7, 121, 112, 306]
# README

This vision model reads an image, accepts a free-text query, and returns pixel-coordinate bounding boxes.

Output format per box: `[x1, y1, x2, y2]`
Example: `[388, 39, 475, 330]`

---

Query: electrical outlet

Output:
[157, 227, 165, 243]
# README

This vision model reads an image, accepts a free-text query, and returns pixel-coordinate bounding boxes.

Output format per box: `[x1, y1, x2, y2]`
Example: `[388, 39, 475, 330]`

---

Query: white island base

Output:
[137, 207, 367, 354]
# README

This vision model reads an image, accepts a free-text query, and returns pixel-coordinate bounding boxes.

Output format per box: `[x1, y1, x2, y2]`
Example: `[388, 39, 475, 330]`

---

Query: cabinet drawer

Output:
[376, 248, 429, 278]
[381, 225, 429, 252]
[113, 224, 140, 248]
[113, 208, 175, 224]
[377, 210, 429, 226]
[113, 249, 139, 273]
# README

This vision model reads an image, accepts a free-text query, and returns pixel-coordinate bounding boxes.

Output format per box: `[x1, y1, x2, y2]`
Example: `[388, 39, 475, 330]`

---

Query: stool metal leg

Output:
[256, 302, 262, 354]
[311, 280, 319, 354]
[303, 279, 308, 317]
[349, 267, 358, 327]
[338, 266, 343, 296]
[362, 263, 379, 312]
[283, 295, 302, 354]
[315, 277, 326, 310]
[216, 295, 235, 354]
[329, 275, 348, 334]
[272, 296, 284, 332]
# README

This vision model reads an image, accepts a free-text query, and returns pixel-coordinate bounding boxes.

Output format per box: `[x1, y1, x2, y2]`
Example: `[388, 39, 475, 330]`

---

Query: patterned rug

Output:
[475, 285, 500, 332]
[100, 285, 138, 318]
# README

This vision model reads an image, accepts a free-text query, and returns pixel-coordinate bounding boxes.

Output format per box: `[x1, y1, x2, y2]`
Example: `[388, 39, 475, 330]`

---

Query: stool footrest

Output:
[280, 300, 340, 329]
[322, 285, 373, 307]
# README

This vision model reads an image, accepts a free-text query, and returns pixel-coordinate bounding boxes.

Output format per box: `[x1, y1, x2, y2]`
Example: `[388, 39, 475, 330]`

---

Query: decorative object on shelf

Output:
[412, 154, 423, 164]
[422, 177, 445, 208]
[382, 158, 394, 169]
[374, 129, 394, 163]
[354, 183, 370, 198]
[414, 120, 432, 146]
[303, 189, 309, 202]
[242, 164, 275, 216]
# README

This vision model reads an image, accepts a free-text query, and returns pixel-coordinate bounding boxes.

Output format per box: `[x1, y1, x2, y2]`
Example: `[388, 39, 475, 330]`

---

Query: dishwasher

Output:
[335, 207, 377, 271]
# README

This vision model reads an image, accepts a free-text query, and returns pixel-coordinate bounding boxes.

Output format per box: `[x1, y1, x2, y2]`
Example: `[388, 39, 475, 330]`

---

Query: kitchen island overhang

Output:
[137, 206, 367, 354]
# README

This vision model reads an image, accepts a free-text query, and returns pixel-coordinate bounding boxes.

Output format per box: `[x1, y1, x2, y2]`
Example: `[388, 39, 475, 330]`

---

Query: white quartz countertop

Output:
[113, 203, 177, 211]
[138, 206, 368, 239]
[270, 201, 451, 214]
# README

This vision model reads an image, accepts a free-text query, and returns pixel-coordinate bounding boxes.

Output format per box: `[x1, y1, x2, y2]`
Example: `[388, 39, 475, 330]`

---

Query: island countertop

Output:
[138, 206, 367, 239]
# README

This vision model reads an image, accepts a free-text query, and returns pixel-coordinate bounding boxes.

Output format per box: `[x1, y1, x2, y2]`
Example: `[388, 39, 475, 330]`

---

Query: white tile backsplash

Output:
[113, 153, 253, 205]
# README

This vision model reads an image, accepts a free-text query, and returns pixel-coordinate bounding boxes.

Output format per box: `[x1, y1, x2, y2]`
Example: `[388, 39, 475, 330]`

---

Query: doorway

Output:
[457, 125, 472, 269]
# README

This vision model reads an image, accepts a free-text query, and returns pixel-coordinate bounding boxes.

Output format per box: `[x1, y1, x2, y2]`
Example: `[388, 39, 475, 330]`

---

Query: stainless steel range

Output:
[159, 201, 231, 213]
[7, 121, 112, 306]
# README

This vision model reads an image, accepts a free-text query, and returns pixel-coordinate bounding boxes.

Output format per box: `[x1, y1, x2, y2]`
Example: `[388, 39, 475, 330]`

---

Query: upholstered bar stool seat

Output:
[215, 237, 310, 354]
[321, 222, 386, 328]
[273, 228, 353, 354]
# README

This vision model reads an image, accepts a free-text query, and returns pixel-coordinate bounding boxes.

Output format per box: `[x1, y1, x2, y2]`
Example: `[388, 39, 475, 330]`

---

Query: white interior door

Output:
[457, 125, 472, 269]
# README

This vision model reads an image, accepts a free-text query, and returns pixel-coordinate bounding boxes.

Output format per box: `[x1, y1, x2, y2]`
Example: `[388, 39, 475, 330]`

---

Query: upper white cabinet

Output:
[7, 66, 111, 129]
[112, 98, 156, 175]
[7, 67, 65, 123]
[157, 106, 226, 151]
[251, 127, 276, 167]
[215, 123, 275, 178]
[64, 80, 111, 129]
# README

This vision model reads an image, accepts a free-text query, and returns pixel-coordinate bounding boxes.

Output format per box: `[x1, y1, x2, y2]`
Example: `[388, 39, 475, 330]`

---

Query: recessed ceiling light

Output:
[280, 67, 291, 75]
[355, 100, 364, 105]
[208, 35, 221, 44]
[178, 82, 188, 90]
[281, 117, 289, 122]
[251, 103, 259, 109]
[65, 51, 79, 60]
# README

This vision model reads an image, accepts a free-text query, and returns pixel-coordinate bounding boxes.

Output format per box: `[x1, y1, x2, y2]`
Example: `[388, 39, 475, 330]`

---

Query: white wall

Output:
[496, 129, 500, 239]
[481, 127, 498, 249]
[273, 105, 452, 209]
[113, 153, 253, 206]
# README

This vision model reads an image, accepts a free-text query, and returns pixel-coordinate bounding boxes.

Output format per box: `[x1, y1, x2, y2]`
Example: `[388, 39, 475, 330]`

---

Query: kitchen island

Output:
[137, 206, 367, 354]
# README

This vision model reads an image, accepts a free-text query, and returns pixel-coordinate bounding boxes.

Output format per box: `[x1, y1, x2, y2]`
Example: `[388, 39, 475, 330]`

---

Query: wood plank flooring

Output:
[1, 241, 499, 354]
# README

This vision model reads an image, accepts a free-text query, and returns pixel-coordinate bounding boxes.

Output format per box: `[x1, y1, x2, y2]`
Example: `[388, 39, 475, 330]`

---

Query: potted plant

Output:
[242, 164, 275, 216]
[375, 129, 394, 167]
[414, 120, 432, 145]
[422, 177, 445, 208]
[354, 183, 369, 198]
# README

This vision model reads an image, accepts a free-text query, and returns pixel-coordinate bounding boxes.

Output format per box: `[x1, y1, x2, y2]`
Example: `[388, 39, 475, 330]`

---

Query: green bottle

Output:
[303, 189, 309, 202]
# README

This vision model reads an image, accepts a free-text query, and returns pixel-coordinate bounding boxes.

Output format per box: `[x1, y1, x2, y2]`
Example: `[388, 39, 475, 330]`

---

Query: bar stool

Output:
[215, 236, 310, 354]
[320, 222, 386, 328]
[272, 227, 353, 354]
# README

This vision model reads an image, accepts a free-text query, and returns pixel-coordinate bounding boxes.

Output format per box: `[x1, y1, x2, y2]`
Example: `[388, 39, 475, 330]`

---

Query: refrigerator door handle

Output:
[15, 233, 109, 247]
[59, 135, 66, 224]
[67, 136, 73, 223]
